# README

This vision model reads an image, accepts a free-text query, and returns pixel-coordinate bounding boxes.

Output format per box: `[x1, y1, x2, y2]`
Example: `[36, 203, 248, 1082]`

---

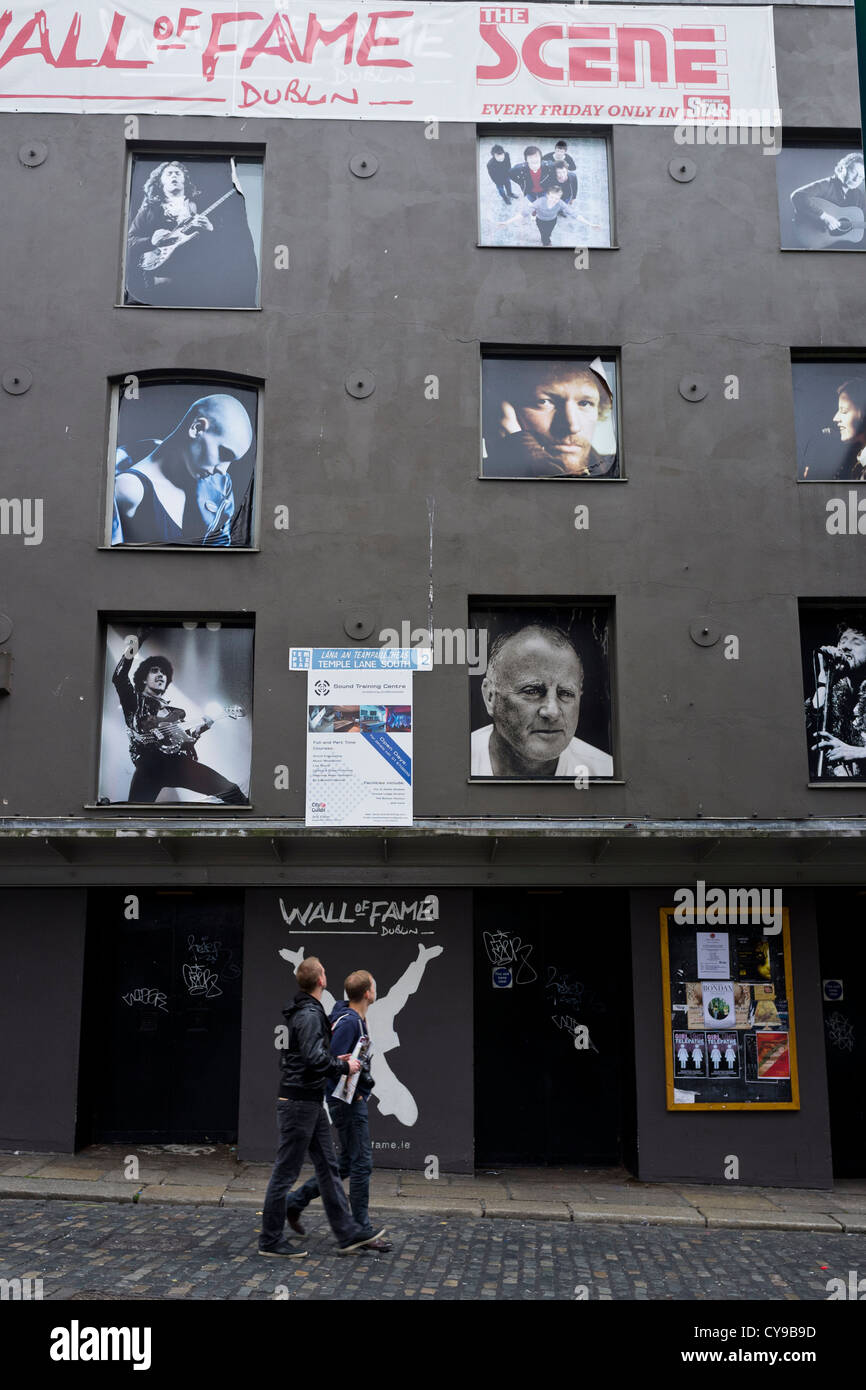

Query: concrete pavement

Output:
[1, 1146, 864, 1233]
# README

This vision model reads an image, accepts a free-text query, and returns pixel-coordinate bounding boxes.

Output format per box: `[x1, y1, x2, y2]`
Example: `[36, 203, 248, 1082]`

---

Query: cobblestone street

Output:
[2, 1200, 864, 1302]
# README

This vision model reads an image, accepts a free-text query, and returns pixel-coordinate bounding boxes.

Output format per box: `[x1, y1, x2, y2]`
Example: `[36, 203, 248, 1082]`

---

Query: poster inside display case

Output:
[660, 908, 800, 1110]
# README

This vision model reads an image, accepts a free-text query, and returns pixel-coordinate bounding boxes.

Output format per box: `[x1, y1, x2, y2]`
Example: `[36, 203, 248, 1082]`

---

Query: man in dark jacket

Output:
[258, 956, 386, 1256]
[507, 145, 555, 201]
[284, 971, 391, 1250]
[542, 140, 577, 172]
[486, 144, 515, 204]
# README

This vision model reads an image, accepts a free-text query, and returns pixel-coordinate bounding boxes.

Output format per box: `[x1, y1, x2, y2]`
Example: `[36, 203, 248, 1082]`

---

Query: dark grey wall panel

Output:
[630, 888, 833, 1187]
[775, 6, 861, 125]
[0, 890, 86, 1152]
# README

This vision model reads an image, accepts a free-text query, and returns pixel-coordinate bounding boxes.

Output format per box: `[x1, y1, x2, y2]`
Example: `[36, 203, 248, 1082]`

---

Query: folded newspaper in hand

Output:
[332, 1032, 370, 1105]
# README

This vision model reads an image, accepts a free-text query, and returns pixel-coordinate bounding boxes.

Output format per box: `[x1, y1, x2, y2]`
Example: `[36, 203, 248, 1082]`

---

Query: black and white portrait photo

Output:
[109, 378, 258, 548]
[792, 361, 866, 481]
[777, 145, 865, 251]
[482, 354, 619, 478]
[124, 153, 262, 308]
[478, 132, 612, 249]
[98, 622, 254, 805]
[469, 603, 614, 780]
[800, 606, 866, 782]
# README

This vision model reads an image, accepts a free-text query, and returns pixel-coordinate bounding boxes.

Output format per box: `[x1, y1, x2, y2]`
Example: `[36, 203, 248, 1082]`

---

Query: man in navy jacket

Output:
[285, 970, 392, 1252]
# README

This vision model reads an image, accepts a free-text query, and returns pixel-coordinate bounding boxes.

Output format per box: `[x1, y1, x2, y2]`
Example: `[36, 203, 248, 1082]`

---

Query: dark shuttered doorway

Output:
[77, 889, 244, 1145]
[474, 888, 636, 1167]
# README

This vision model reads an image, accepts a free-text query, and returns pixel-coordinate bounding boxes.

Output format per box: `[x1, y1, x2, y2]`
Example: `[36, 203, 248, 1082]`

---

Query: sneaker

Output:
[338, 1226, 386, 1256]
[285, 1207, 306, 1236]
[360, 1237, 392, 1252]
[258, 1240, 307, 1258]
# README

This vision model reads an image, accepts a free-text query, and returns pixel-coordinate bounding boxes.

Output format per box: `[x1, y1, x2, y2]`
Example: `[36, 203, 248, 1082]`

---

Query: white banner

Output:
[291, 647, 429, 826]
[0, 4, 778, 125]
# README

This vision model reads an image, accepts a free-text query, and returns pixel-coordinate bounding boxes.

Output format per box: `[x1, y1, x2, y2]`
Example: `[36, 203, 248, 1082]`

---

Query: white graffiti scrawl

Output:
[122, 986, 168, 1012]
[278, 942, 442, 1126]
[825, 1011, 855, 1052]
[482, 930, 537, 984]
[182, 963, 222, 999]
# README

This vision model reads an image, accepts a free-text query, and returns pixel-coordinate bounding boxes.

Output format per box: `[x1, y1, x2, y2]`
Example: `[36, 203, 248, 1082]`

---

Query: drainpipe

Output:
[858, 0, 866, 163]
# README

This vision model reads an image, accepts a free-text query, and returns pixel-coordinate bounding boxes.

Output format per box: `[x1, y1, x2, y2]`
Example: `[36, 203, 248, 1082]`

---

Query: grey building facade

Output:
[0, 3, 864, 1186]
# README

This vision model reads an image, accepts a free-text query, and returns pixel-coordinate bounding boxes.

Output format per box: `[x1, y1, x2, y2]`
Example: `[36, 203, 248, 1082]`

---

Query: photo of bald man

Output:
[469, 609, 614, 780]
[110, 379, 258, 547]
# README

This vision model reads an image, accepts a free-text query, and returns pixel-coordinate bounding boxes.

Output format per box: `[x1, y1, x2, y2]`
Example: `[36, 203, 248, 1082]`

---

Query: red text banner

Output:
[0, 4, 778, 124]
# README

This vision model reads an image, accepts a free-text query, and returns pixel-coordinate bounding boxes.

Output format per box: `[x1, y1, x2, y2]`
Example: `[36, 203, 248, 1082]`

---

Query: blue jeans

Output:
[259, 1098, 364, 1249]
[288, 1096, 373, 1231]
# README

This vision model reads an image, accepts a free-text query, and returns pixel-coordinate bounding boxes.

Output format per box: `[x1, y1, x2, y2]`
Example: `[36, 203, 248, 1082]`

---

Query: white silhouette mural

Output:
[278, 942, 443, 1126]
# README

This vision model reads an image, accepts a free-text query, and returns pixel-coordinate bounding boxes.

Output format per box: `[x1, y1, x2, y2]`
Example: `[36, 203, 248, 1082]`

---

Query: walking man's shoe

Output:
[360, 1237, 393, 1252]
[285, 1206, 306, 1236]
[258, 1240, 307, 1258]
[337, 1226, 386, 1256]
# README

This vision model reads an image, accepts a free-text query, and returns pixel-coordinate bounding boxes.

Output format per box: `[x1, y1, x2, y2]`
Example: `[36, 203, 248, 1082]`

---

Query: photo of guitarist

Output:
[125, 157, 259, 307]
[111, 644, 248, 804]
[788, 150, 865, 250]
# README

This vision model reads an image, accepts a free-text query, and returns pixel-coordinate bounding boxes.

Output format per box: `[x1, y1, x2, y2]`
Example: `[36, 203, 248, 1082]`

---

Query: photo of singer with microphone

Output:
[831, 378, 866, 481]
[794, 362, 866, 480]
[802, 612, 866, 779]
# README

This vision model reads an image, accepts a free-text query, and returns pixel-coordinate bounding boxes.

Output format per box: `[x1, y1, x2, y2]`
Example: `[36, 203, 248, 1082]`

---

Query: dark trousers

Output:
[537, 218, 555, 246]
[128, 751, 246, 803]
[493, 181, 513, 204]
[259, 1098, 363, 1248]
[288, 1096, 373, 1230]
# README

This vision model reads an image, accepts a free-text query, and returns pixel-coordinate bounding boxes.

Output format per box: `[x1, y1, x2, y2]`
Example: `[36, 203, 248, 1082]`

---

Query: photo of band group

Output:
[90, 136, 866, 802]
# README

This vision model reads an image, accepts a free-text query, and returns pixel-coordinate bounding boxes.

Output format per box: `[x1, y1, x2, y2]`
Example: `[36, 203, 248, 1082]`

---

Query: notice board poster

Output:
[660, 908, 799, 1110]
[290, 647, 430, 827]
